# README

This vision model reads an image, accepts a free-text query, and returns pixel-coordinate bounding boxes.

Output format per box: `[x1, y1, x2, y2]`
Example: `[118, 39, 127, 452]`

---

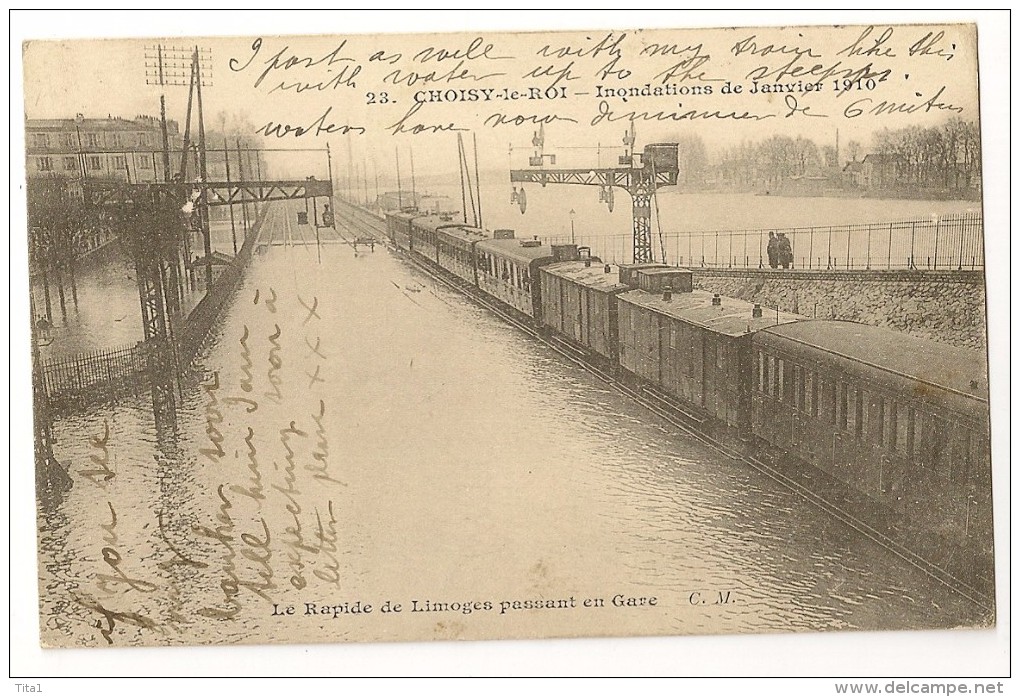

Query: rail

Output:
[543, 213, 984, 271]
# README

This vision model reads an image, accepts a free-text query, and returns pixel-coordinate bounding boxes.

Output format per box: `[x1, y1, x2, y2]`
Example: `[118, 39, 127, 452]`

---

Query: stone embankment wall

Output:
[692, 270, 987, 351]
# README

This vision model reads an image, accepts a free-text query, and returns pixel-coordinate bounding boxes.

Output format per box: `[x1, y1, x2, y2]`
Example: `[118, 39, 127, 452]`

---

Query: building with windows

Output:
[26, 115, 181, 183]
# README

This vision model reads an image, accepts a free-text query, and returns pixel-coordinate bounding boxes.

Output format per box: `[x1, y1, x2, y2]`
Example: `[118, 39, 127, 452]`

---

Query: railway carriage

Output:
[475, 236, 580, 320]
[539, 261, 644, 366]
[409, 214, 458, 266]
[618, 272, 804, 436]
[386, 211, 417, 252]
[751, 321, 991, 523]
[435, 224, 488, 285]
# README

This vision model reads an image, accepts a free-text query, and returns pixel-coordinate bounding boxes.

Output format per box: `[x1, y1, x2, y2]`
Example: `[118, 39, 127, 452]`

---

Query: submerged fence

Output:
[39, 342, 149, 404]
[544, 213, 984, 270]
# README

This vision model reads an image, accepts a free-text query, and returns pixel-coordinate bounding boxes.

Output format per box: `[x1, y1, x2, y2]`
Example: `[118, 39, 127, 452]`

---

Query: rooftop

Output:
[760, 320, 988, 402]
[476, 237, 554, 264]
[544, 261, 630, 293]
[620, 288, 804, 337]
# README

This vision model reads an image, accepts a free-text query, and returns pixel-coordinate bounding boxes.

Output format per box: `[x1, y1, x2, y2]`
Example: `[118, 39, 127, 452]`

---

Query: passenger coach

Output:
[475, 235, 580, 320]
[409, 214, 453, 265]
[436, 224, 488, 285]
[752, 323, 990, 511]
[386, 211, 417, 252]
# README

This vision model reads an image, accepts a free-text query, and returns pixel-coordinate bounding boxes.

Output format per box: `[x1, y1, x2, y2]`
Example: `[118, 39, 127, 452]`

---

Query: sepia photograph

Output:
[10, 9, 1009, 682]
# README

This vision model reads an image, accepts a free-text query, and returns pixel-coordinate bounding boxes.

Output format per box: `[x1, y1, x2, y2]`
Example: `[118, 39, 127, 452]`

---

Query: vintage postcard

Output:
[17, 13, 1002, 662]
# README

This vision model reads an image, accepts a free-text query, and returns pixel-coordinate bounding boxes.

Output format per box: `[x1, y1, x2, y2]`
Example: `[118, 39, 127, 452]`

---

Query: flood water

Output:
[36, 201, 991, 647]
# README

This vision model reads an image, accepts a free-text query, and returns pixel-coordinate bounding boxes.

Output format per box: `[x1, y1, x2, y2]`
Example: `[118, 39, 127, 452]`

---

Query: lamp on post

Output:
[569, 208, 576, 245]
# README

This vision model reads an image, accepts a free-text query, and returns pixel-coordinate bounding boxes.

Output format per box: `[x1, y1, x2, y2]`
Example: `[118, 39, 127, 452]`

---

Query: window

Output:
[905, 407, 916, 455]
[888, 400, 898, 451]
[87, 155, 103, 170]
[953, 429, 971, 485]
[838, 383, 849, 431]
[63, 156, 78, 171]
[37, 157, 54, 171]
[112, 155, 128, 170]
[757, 352, 765, 393]
[795, 367, 806, 411]
[855, 389, 865, 438]
[766, 356, 776, 397]
[63, 132, 76, 148]
[777, 359, 785, 402]
[138, 154, 153, 169]
[32, 133, 50, 148]
[84, 132, 100, 147]
[110, 133, 123, 146]
[138, 133, 150, 146]
[809, 371, 818, 417]
[877, 398, 886, 446]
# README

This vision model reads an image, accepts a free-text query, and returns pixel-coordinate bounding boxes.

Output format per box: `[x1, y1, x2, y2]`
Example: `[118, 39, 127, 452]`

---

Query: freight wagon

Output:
[617, 270, 803, 438]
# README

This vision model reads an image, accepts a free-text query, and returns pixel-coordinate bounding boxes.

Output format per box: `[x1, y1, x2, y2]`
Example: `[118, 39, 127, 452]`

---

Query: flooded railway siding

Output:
[37, 202, 989, 647]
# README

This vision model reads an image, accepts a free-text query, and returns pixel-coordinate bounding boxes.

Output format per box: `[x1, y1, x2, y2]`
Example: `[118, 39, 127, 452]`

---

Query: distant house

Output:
[842, 160, 864, 187]
[860, 153, 905, 189]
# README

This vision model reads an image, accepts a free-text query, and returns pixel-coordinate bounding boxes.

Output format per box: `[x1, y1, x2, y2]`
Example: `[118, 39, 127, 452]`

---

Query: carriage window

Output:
[856, 389, 866, 438]
[776, 359, 784, 401]
[953, 429, 972, 485]
[906, 406, 916, 456]
[839, 383, 849, 431]
[766, 356, 775, 397]
[796, 367, 806, 411]
[809, 371, 818, 417]
[877, 398, 886, 446]
[888, 400, 898, 452]
[757, 352, 765, 393]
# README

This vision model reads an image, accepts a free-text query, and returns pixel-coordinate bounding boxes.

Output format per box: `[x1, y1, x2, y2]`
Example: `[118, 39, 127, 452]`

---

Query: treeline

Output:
[714, 136, 834, 189]
[660, 118, 980, 193]
[871, 118, 981, 190]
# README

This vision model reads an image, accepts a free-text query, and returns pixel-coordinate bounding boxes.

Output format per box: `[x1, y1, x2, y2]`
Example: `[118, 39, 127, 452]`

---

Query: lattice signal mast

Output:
[82, 45, 333, 436]
[509, 122, 679, 264]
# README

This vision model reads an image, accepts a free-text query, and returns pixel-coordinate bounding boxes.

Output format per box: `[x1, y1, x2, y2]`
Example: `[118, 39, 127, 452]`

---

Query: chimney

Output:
[584, 258, 591, 267]
[604, 264, 611, 274]
[663, 286, 672, 302]
[712, 293, 722, 306]
[752, 303, 763, 318]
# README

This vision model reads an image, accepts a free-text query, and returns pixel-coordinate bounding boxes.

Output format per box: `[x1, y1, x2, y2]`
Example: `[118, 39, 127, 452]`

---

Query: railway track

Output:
[332, 198, 994, 614]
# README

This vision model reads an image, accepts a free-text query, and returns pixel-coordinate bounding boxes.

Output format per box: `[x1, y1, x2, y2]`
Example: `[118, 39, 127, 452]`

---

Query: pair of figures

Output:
[767, 231, 792, 269]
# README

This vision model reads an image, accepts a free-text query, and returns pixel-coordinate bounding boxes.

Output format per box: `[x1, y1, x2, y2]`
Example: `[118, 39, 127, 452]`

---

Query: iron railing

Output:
[543, 213, 984, 270]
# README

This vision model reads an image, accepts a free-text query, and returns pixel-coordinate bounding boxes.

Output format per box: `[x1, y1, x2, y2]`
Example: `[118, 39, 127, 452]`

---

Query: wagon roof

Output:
[388, 211, 419, 223]
[620, 289, 804, 336]
[476, 237, 554, 264]
[437, 224, 489, 243]
[543, 262, 630, 293]
[757, 320, 988, 402]
[412, 214, 463, 231]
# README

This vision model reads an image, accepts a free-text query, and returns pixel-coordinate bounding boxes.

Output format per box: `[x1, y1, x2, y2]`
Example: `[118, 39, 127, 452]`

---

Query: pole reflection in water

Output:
[36, 203, 990, 648]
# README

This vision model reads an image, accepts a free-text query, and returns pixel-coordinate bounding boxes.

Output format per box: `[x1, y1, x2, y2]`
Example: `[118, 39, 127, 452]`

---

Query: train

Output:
[383, 209, 994, 595]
